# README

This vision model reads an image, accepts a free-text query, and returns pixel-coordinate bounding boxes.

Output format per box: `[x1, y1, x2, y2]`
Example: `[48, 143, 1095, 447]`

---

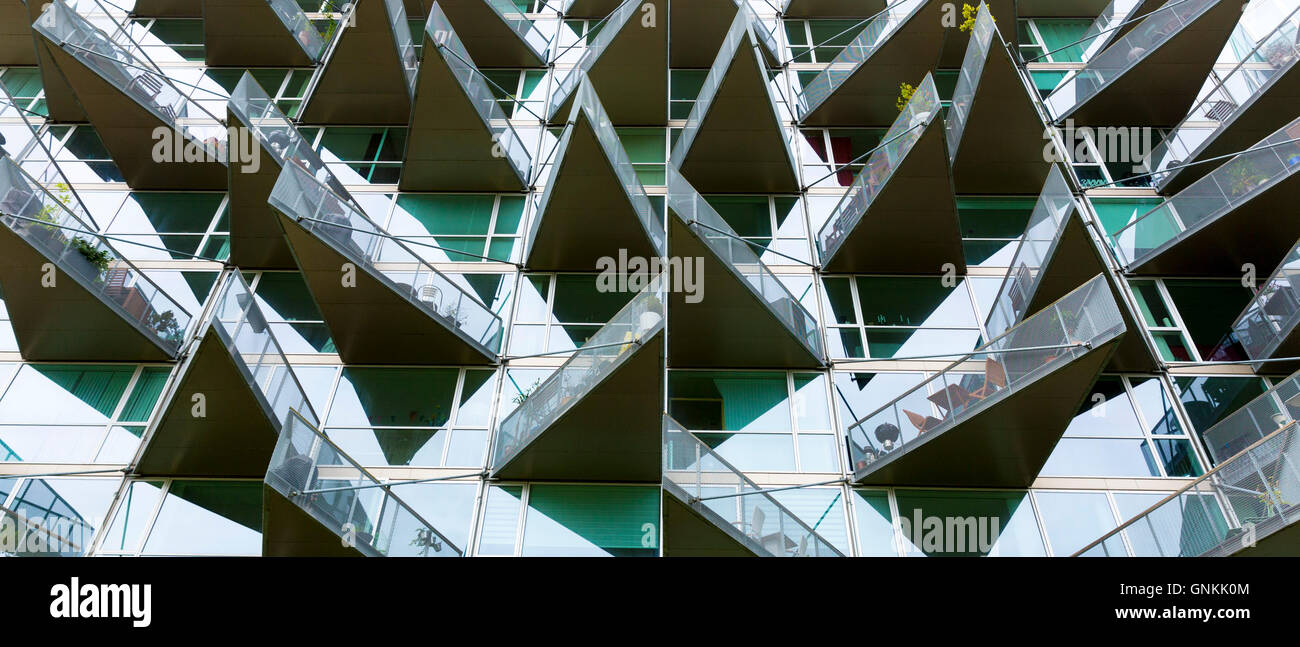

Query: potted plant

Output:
[512, 379, 542, 406]
[69, 236, 112, 279]
[147, 310, 185, 347]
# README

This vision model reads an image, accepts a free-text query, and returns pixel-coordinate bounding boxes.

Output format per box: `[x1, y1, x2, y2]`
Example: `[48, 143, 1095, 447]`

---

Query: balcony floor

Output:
[660, 482, 764, 557]
[261, 484, 368, 557]
[298, 0, 411, 125]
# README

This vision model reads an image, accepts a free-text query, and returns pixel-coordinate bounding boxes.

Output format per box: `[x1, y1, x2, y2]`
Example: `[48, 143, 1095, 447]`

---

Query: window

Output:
[510, 273, 634, 355]
[1032, 490, 1125, 556]
[669, 69, 707, 119]
[100, 479, 262, 556]
[850, 489, 895, 556]
[822, 275, 982, 359]
[1129, 279, 1197, 362]
[705, 195, 810, 264]
[203, 68, 313, 118]
[478, 484, 659, 557]
[1161, 279, 1254, 360]
[385, 194, 526, 263]
[101, 192, 229, 260]
[2, 478, 118, 556]
[248, 271, 335, 354]
[481, 69, 548, 118]
[1018, 18, 1093, 63]
[317, 127, 407, 184]
[784, 19, 864, 63]
[132, 18, 205, 61]
[799, 128, 885, 189]
[834, 371, 932, 462]
[957, 197, 1036, 267]
[47, 126, 124, 183]
[894, 489, 1046, 557]
[1174, 375, 1270, 442]
[0, 67, 45, 117]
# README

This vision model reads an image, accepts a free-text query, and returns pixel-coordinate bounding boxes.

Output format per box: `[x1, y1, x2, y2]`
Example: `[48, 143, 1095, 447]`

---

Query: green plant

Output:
[32, 182, 73, 234]
[147, 310, 184, 345]
[512, 379, 543, 406]
[70, 236, 111, 275]
[1223, 159, 1270, 197]
[895, 82, 916, 112]
[959, 3, 992, 33]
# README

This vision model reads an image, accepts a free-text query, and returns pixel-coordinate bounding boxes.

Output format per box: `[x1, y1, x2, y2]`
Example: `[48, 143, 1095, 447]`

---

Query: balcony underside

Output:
[134, 0, 202, 16]
[937, 0, 1015, 68]
[435, 0, 545, 67]
[854, 336, 1122, 488]
[1209, 507, 1300, 556]
[669, 0, 741, 68]
[564, 0, 622, 17]
[1015, 0, 1108, 17]
[551, 0, 667, 125]
[275, 212, 498, 365]
[527, 111, 660, 270]
[0, 225, 177, 362]
[661, 482, 763, 557]
[135, 328, 278, 478]
[951, 39, 1050, 194]
[225, 112, 296, 269]
[38, 40, 227, 189]
[667, 216, 822, 369]
[398, 32, 530, 192]
[491, 333, 664, 481]
[0, 0, 35, 65]
[31, 1, 86, 122]
[262, 485, 367, 557]
[298, 0, 410, 125]
[1054, 0, 1240, 126]
[781, 0, 887, 17]
[203, 0, 317, 67]
[821, 122, 965, 274]
[1127, 173, 1300, 277]
[674, 32, 798, 193]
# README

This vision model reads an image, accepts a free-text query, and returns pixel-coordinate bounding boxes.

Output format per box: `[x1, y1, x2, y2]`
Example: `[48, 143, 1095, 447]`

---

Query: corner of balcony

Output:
[547, 0, 667, 125]
[203, 0, 325, 66]
[298, 0, 414, 125]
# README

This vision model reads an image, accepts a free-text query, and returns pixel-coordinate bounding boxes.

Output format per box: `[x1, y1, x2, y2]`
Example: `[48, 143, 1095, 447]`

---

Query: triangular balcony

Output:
[298, 0, 416, 125]
[526, 77, 664, 270]
[136, 272, 321, 477]
[491, 288, 665, 481]
[203, 0, 327, 66]
[662, 415, 844, 557]
[1, 0, 37, 65]
[669, 7, 799, 193]
[1043, 0, 1241, 125]
[133, 0, 202, 16]
[32, 0, 227, 189]
[28, 0, 84, 121]
[1230, 251, 1300, 376]
[563, 0, 622, 17]
[399, 4, 532, 192]
[1111, 115, 1300, 276]
[263, 410, 463, 557]
[548, 0, 667, 125]
[671, 0, 778, 68]
[1075, 0, 1168, 63]
[815, 74, 961, 273]
[781, 0, 886, 17]
[0, 157, 191, 361]
[847, 274, 1126, 488]
[665, 166, 824, 368]
[268, 162, 503, 365]
[434, 0, 549, 67]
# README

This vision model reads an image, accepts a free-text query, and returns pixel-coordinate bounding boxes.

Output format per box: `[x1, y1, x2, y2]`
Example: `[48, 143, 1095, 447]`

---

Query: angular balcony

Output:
[1141, 5, 1300, 195]
[433, 0, 549, 67]
[491, 288, 665, 481]
[1200, 370, 1300, 465]
[1017, 0, 1110, 16]
[32, 0, 227, 189]
[669, 7, 799, 193]
[795, 0, 945, 127]
[781, 0, 886, 17]
[815, 74, 961, 273]
[268, 162, 503, 365]
[136, 272, 319, 478]
[1229, 239, 1300, 372]
[1043, 0, 1241, 126]
[563, 0, 622, 17]
[227, 72, 352, 269]
[133, 0, 202, 16]
[1074, 0, 1167, 63]
[0, 0, 36, 65]
[1111, 115, 1300, 276]
[662, 415, 843, 557]
[936, 0, 1014, 68]
[548, 0, 667, 125]
[847, 274, 1126, 488]
[399, 4, 532, 192]
[0, 157, 191, 362]
[527, 77, 665, 270]
[28, 0, 84, 122]
[203, 0, 326, 66]
[946, 4, 1050, 194]
[264, 410, 462, 557]
[671, 0, 778, 69]
[298, 0, 415, 125]
[1076, 422, 1300, 557]
[666, 166, 824, 368]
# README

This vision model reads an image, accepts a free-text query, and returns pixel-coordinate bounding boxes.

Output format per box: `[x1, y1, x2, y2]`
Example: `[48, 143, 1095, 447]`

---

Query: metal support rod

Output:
[1081, 136, 1300, 190]
[691, 478, 846, 503]
[291, 471, 488, 496]
[687, 219, 818, 268]
[831, 341, 1088, 363]
[502, 338, 641, 361]
[294, 215, 522, 266]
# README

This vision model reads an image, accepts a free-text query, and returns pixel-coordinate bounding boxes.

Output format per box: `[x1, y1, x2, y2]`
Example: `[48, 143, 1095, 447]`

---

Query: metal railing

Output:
[945, 2, 995, 159]
[547, 0, 641, 119]
[268, 0, 328, 61]
[1229, 238, 1300, 364]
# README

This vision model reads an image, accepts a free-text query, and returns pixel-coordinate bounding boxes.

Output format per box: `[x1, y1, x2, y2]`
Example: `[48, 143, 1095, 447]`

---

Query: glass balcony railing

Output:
[548, 0, 646, 119]
[1076, 421, 1300, 557]
[426, 4, 532, 182]
[1229, 239, 1300, 365]
[267, 162, 504, 355]
[794, 0, 927, 120]
[667, 167, 823, 361]
[265, 410, 461, 557]
[945, 3, 994, 160]
[493, 286, 664, 472]
[386, 0, 419, 97]
[1044, 0, 1221, 121]
[1140, 4, 1300, 188]
[1110, 115, 1300, 268]
[1076, 0, 1152, 63]
[268, 0, 327, 62]
[1201, 369, 1300, 465]
[846, 274, 1125, 475]
[662, 415, 843, 557]
[0, 157, 192, 354]
[816, 74, 939, 264]
[484, 0, 550, 58]
[984, 166, 1076, 340]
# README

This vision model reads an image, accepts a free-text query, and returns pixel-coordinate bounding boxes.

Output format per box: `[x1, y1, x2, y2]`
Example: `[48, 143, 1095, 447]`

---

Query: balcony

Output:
[815, 74, 960, 273]
[268, 162, 503, 365]
[132, 0, 201, 16]
[548, 0, 667, 125]
[946, 4, 1050, 194]
[1142, 5, 1300, 195]
[666, 166, 824, 368]
[1111, 115, 1300, 276]
[0, 0, 36, 65]
[1229, 239, 1300, 371]
[669, 7, 799, 193]
[1076, 423, 1300, 557]
[32, 0, 227, 189]
[203, 0, 326, 66]
[781, 0, 886, 17]
[298, 0, 415, 125]
[136, 273, 320, 477]
[936, 0, 1014, 67]
[563, 0, 622, 17]
[1043, 0, 1241, 125]
[795, 0, 944, 127]
[662, 415, 843, 557]
[0, 157, 191, 361]
[399, 4, 532, 192]
[1200, 370, 1300, 465]
[1017, 0, 1111, 16]
[1074, 0, 1167, 63]
[264, 410, 462, 557]
[526, 77, 665, 270]
[847, 274, 1126, 487]
[491, 288, 665, 481]
[433, 0, 549, 67]
[227, 72, 352, 269]
[671, 0, 778, 68]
